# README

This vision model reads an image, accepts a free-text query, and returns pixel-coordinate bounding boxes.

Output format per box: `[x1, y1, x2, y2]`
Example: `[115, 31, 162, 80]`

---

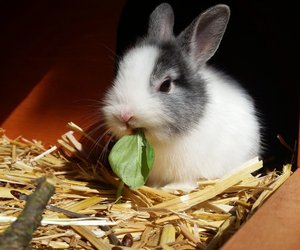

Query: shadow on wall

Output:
[0, 1, 125, 142]
[0, 1, 121, 121]
[115, 0, 299, 168]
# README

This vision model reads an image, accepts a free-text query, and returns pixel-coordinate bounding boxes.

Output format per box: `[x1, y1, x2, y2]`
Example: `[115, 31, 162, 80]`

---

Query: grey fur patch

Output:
[147, 40, 208, 134]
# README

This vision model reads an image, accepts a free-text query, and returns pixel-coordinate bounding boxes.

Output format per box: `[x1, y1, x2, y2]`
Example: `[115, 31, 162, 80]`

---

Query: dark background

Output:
[116, 0, 299, 169]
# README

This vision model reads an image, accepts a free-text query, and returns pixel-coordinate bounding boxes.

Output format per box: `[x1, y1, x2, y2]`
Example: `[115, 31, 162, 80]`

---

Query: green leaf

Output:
[108, 132, 155, 190]
[141, 133, 155, 177]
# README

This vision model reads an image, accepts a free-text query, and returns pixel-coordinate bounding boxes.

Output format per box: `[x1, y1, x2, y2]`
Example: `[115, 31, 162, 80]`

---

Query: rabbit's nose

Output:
[119, 111, 133, 123]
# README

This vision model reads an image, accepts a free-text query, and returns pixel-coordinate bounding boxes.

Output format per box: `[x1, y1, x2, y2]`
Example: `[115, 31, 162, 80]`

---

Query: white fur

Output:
[147, 67, 260, 187]
[103, 45, 261, 189]
[103, 46, 174, 139]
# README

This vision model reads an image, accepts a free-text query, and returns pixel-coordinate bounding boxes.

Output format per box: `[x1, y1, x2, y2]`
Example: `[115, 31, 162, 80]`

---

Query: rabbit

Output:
[102, 3, 261, 190]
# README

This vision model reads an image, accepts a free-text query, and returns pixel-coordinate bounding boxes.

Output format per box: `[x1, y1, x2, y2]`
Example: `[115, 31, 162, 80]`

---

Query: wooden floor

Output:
[222, 167, 300, 250]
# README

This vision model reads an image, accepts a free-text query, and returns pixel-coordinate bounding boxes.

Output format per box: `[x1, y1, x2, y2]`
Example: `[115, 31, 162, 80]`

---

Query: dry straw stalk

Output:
[0, 125, 292, 249]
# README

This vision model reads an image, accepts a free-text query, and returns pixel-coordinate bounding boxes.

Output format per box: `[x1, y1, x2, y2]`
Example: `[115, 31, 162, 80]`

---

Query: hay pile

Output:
[0, 123, 292, 249]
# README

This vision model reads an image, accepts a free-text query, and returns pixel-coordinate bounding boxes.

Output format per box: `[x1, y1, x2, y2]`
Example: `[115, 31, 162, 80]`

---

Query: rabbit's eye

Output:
[158, 78, 172, 93]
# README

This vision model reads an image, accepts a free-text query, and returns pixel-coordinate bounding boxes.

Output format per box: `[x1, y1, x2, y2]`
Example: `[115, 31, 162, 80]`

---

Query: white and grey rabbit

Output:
[102, 3, 261, 189]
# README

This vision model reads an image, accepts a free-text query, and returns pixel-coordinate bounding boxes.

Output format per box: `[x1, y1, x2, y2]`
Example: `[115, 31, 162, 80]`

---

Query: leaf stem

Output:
[116, 180, 125, 199]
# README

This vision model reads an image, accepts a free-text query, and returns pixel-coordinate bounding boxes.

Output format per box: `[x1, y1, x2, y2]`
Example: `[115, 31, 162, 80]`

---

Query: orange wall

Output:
[1, 1, 126, 144]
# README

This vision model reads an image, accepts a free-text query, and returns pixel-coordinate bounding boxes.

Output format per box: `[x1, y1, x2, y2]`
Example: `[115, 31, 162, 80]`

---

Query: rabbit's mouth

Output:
[114, 122, 146, 138]
[123, 123, 145, 135]
[131, 127, 145, 134]
[120, 117, 147, 136]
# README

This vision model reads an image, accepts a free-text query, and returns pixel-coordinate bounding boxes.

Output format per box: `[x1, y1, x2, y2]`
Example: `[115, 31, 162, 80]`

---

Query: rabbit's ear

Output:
[178, 4, 230, 66]
[148, 3, 174, 42]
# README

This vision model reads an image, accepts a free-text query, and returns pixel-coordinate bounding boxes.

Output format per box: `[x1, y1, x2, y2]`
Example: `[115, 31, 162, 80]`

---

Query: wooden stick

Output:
[0, 177, 55, 249]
